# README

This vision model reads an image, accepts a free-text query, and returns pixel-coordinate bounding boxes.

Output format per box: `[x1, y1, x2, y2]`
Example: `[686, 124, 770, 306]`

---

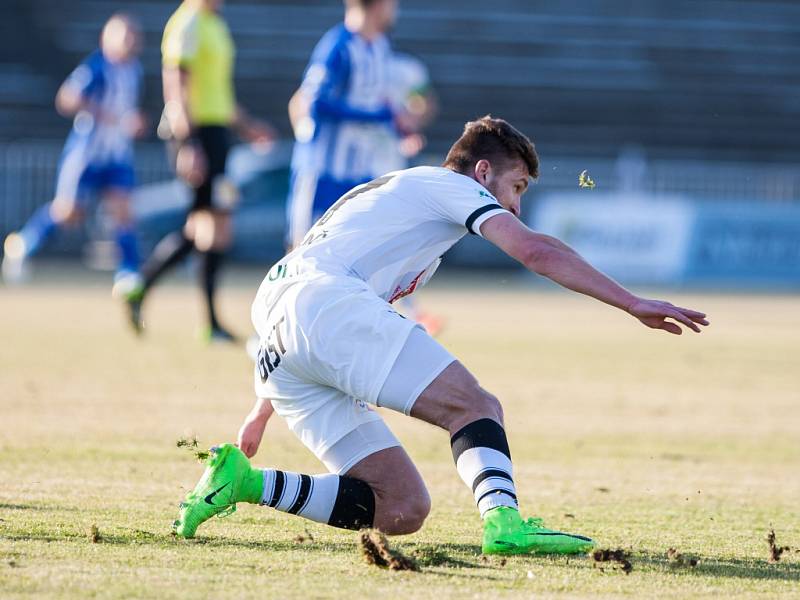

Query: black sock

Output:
[451, 418, 518, 517]
[199, 250, 223, 329]
[141, 231, 193, 294]
[327, 476, 376, 530]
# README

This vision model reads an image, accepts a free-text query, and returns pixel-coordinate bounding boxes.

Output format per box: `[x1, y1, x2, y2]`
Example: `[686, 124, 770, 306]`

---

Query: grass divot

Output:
[591, 548, 632, 574]
[176, 436, 210, 462]
[666, 547, 698, 568]
[88, 524, 101, 543]
[766, 530, 791, 563]
[359, 529, 419, 571]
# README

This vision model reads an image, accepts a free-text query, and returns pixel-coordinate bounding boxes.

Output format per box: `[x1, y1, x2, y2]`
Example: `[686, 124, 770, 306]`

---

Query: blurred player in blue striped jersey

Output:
[286, 0, 415, 250]
[2, 14, 146, 295]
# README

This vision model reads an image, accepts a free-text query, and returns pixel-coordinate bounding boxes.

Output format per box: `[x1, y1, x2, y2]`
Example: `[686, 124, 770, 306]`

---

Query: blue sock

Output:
[19, 202, 57, 257]
[115, 225, 140, 274]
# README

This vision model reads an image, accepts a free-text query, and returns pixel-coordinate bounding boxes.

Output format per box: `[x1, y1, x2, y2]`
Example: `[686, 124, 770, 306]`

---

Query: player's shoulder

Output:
[75, 50, 107, 86]
[312, 23, 352, 61]
[398, 166, 481, 188]
[164, 3, 199, 39]
[387, 166, 465, 194]
[83, 49, 107, 71]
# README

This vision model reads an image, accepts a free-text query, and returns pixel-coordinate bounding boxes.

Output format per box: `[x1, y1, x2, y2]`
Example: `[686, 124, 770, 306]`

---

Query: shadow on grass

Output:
[628, 550, 800, 583]
[0, 502, 50, 510]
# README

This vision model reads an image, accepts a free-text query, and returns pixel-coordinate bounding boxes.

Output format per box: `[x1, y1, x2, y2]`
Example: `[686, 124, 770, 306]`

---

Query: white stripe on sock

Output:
[296, 473, 339, 523]
[259, 470, 340, 526]
[275, 472, 302, 512]
[455, 447, 514, 488]
[473, 476, 516, 501]
[478, 491, 517, 516]
[260, 469, 275, 505]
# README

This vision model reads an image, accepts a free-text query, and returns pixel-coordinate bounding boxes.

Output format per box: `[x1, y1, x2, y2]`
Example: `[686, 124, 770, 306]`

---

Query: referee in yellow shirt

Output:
[130, 0, 273, 342]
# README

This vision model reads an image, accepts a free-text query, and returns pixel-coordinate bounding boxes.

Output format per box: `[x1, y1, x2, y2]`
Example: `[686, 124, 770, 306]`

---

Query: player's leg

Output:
[379, 329, 594, 554]
[103, 162, 142, 298]
[186, 208, 232, 340]
[2, 149, 88, 282]
[191, 126, 233, 341]
[249, 426, 429, 535]
[128, 129, 232, 336]
[175, 394, 429, 538]
[174, 441, 428, 538]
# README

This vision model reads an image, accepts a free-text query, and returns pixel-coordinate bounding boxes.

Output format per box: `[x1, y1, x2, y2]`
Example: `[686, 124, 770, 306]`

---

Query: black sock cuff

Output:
[327, 476, 375, 531]
[450, 418, 511, 462]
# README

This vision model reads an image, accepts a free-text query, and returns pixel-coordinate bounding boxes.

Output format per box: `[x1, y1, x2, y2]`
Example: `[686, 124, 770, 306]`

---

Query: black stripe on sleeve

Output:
[268, 470, 285, 507]
[465, 203, 504, 235]
[288, 474, 312, 515]
[471, 468, 514, 493]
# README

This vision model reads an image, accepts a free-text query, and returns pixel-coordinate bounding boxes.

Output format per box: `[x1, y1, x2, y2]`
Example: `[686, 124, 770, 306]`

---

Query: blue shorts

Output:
[55, 147, 135, 206]
[286, 172, 368, 247]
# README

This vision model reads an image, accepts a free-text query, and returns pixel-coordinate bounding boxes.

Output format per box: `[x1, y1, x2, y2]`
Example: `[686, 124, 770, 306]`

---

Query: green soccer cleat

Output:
[173, 443, 264, 539]
[482, 506, 595, 555]
[122, 285, 145, 335]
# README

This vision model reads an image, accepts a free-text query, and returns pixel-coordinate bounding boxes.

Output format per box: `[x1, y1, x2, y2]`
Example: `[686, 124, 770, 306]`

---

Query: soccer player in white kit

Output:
[175, 117, 710, 555]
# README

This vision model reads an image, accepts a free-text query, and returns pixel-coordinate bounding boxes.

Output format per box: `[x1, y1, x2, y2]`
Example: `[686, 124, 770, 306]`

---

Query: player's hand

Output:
[399, 133, 426, 158]
[236, 413, 268, 458]
[394, 110, 421, 136]
[627, 298, 710, 335]
[241, 119, 277, 146]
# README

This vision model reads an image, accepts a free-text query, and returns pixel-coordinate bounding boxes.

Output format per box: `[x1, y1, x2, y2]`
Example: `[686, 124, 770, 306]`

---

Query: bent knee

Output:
[379, 488, 431, 535]
[455, 384, 504, 428]
[50, 198, 81, 224]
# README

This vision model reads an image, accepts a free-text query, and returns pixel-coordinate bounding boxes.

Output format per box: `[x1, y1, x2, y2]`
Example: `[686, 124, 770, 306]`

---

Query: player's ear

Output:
[474, 159, 491, 185]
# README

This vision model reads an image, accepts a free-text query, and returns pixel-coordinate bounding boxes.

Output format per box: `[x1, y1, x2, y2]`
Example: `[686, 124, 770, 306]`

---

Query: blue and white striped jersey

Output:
[62, 50, 142, 164]
[292, 24, 396, 183]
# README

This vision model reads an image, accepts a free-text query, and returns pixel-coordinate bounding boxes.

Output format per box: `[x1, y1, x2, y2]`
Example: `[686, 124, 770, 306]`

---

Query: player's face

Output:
[480, 159, 530, 218]
[205, 0, 225, 12]
[101, 18, 142, 62]
[372, 0, 398, 31]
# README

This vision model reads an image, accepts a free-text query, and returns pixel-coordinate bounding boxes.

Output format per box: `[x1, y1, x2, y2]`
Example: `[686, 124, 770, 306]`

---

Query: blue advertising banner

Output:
[683, 203, 800, 285]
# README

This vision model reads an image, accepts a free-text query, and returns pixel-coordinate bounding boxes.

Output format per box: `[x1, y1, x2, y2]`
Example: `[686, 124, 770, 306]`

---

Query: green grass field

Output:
[1, 267, 799, 598]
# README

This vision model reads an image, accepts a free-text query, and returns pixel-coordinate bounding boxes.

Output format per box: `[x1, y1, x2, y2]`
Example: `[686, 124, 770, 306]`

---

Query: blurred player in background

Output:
[2, 14, 145, 295]
[128, 0, 273, 342]
[286, 0, 410, 250]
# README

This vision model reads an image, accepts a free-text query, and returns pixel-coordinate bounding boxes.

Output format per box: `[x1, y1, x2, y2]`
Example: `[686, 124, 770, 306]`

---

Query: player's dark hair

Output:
[345, 0, 383, 8]
[443, 116, 539, 180]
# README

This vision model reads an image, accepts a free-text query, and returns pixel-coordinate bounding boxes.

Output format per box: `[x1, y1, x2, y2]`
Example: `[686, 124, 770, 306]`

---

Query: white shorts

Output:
[252, 275, 455, 474]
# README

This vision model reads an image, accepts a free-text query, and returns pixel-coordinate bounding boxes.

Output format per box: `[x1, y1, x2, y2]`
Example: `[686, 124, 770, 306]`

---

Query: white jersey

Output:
[257, 166, 508, 304]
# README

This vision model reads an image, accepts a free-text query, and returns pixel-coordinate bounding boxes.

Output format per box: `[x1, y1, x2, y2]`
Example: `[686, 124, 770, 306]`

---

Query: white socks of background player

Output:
[259, 469, 376, 530]
[450, 418, 518, 517]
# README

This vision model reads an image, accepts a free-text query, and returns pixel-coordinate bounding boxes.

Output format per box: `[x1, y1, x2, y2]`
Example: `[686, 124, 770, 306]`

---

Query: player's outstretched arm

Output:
[481, 213, 709, 335]
[236, 397, 275, 458]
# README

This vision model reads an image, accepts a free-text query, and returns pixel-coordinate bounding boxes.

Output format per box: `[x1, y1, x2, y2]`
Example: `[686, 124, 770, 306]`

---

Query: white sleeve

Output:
[428, 173, 508, 237]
